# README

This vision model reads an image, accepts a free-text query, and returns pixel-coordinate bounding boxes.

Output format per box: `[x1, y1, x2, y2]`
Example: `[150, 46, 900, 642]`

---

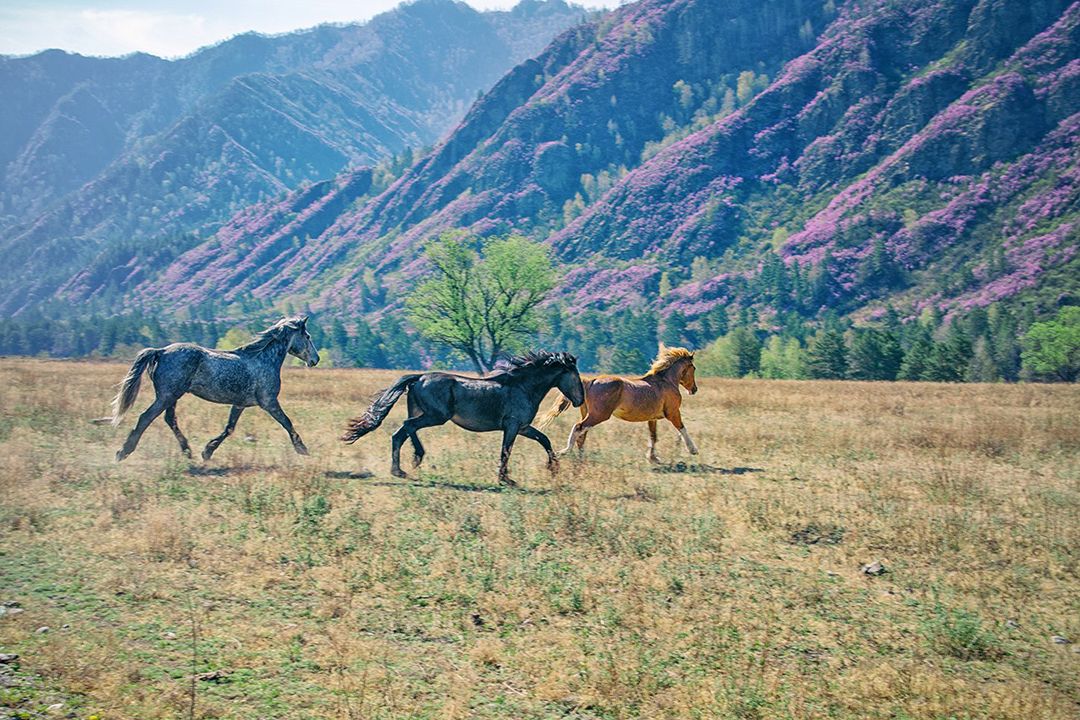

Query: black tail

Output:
[111, 348, 161, 426]
[341, 374, 422, 443]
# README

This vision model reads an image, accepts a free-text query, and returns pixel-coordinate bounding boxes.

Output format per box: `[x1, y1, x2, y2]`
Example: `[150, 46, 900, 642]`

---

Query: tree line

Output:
[0, 234, 1075, 382]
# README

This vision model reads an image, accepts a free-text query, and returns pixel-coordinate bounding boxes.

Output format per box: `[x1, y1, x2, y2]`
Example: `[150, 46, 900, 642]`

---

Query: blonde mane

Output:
[644, 345, 694, 376]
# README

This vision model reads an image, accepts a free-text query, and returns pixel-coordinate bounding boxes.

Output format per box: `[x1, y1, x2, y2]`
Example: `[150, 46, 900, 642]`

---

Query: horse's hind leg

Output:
[392, 416, 444, 476]
[646, 420, 661, 464]
[202, 405, 244, 461]
[116, 399, 167, 461]
[408, 430, 425, 468]
[405, 394, 426, 468]
[520, 425, 559, 475]
[563, 414, 606, 457]
[164, 404, 192, 459]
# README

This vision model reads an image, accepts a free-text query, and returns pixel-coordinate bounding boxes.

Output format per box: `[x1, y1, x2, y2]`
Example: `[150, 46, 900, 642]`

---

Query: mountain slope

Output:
[130, 0, 834, 310]
[0, 0, 587, 314]
[129, 0, 1077, 332]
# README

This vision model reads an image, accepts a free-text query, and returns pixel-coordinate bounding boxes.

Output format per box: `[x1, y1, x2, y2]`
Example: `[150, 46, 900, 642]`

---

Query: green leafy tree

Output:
[760, 336, 805, 379]
[406, 231, 555, 373]
[1021, 306, 1080, 381]
[698, 327, 761, 377]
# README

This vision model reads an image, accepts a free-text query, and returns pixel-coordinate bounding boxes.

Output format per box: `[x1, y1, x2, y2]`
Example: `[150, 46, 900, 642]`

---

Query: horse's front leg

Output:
[499, 424, 522, 487]
[202, 405, 244, 461]
[262, 398, 308, 455]
[520, 425, 558, 475]
[664, 406, 698, 455]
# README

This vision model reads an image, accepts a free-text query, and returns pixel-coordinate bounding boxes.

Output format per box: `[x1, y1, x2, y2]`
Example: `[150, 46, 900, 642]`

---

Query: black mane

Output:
[489, 351, 577, 379]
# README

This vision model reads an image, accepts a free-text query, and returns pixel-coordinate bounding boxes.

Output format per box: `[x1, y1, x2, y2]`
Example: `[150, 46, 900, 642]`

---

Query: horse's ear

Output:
[658, 342, 667, 352]
[299, 316, 308, 328]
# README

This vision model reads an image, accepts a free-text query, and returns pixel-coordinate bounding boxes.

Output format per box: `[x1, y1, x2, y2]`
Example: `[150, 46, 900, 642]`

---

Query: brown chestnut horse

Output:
[540, 345, 698, 463]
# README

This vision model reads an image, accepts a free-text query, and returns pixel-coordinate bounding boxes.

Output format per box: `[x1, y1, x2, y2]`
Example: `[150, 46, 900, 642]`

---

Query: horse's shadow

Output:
[371, 477, 552, 495]
[650, 462, 765, 475]
[187, 464, 274, 477]
[324, 470, 376, 480]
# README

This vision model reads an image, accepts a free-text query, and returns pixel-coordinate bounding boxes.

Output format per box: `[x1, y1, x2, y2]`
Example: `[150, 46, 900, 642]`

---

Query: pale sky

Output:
[0, 0, 621, 59]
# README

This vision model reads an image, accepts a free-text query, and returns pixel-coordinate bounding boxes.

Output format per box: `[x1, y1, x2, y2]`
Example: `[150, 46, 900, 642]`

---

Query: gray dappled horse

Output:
[111, 317, 319, 462]
[342, 351, 585, 486]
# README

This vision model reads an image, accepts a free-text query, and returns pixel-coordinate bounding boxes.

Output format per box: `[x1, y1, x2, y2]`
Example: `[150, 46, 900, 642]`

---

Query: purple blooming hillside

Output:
[128, 0, 1077, 329]
[7, 0, 1076, 341]
[0, 0, 588, 314]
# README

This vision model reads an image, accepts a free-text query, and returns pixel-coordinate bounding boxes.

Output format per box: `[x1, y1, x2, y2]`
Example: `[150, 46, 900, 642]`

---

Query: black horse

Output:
[111, 317, 320, 462]
[342, 351, 585, 486]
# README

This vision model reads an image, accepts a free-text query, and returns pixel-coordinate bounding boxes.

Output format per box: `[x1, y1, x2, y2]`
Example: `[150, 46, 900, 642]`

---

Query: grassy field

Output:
[0, 358, 1077, 719]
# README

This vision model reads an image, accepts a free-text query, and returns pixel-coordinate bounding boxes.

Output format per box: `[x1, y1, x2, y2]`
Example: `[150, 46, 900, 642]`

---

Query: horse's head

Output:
[679, 354, 698, 395]
[555, 353, 585, 407]
[286, 317, 320, 367]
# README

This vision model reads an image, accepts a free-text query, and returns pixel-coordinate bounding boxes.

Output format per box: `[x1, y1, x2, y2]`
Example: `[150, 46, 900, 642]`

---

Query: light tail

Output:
[537, 395, 572, 430]
[110, 348, 160, 426]
[341, 374, 422, 443]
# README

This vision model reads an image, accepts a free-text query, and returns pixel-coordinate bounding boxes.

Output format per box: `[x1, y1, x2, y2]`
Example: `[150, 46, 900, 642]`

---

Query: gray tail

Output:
[110, 348, 160, 426]
[341, 374, 422, 443]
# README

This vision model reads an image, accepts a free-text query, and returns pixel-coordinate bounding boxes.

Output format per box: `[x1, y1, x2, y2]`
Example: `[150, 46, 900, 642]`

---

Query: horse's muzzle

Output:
[307, 355, 320, 367]
[689, 386, 698, 395]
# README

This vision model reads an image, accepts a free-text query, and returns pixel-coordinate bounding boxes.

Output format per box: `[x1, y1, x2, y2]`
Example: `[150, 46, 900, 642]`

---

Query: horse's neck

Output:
[646, 365, 682, 387]
[521, 369, 561, 398]
[247, 334, 290, 368]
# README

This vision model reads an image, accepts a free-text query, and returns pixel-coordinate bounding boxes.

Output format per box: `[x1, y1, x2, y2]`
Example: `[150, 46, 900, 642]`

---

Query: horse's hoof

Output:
[548, 460, 560, 475]
[115, 450, 127, 462]
[689, 448, 699, 456]
[295, 445, 310, 456]
[499, 476, 517, 488]
[182, 448, 193, 459]
[391, 468, 407, 479]
[201, 449, 214, 462]
[412, 455, 424, 469]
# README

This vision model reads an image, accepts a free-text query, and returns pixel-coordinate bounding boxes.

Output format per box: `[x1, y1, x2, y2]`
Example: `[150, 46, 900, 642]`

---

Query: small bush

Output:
[924, 603, 1004, 661]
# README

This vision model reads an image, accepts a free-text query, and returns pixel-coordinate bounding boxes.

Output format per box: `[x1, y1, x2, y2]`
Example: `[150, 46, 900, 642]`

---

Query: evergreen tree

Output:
[848, 328, 902, 380]
[661, 310, 688, 346]
[856, 237, 905, 293]
[966, 337, 1000, 382]
[923, 323, 972, 382]
[730, 327, 762, 376]
[807, 327, 848, 379]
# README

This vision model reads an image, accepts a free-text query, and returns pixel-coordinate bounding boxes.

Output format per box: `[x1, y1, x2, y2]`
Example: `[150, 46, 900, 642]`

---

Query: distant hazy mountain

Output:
[123, 0, 1079, 331]
[0, 0, 588, 313]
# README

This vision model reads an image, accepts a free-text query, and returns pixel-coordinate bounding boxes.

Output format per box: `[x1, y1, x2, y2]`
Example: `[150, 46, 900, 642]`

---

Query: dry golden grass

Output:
[0, 357, 1077, 719]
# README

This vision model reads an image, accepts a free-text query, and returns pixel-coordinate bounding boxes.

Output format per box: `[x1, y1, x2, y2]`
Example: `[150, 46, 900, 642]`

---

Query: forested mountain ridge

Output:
[1, 0, 1076, 380]
[119, 0, 1077, 341]
[0, 0, 589, 314]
